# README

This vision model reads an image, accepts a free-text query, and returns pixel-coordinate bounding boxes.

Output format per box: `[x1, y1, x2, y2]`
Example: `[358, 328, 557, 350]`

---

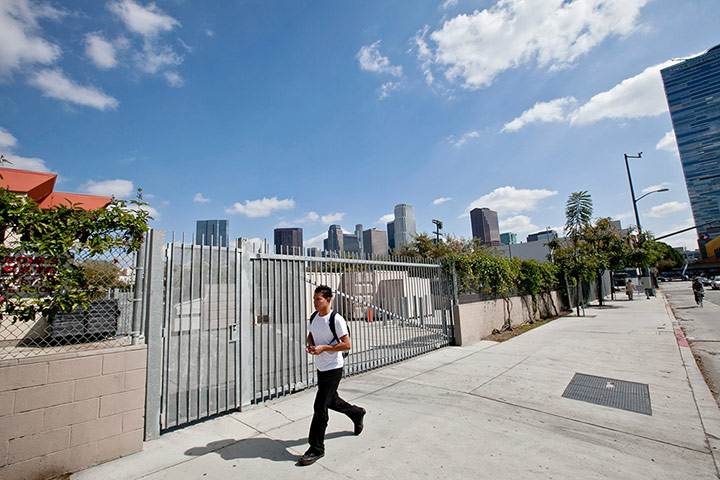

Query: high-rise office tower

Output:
[274, 227, 303, 254]
[196, 219, 228, 247]
[500, 232, 517, 245]
[363, 228, 389, 256]
[327, 224, 344, 252]
[661, 45, 720, 258]
[387, 221, 395, 251]
[393, 204, 416, 250]
[526, 230, 556, 243]
[355, 224, 364, 256]
[470, 208, 501, 246]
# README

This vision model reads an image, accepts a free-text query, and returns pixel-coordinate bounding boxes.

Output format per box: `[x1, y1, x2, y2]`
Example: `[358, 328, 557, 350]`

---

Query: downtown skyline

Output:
[1, 1, 719, 252]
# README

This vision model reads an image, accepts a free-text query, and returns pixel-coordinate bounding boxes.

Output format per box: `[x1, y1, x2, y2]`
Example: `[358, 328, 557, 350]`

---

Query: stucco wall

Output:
[453, 291, 564, 346]
[0, 345, 146, 480]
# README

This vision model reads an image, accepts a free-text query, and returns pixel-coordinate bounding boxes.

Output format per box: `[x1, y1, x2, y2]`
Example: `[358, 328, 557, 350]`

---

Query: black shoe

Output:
[298, 450, 324, 466]
[354, 408, 366, 435]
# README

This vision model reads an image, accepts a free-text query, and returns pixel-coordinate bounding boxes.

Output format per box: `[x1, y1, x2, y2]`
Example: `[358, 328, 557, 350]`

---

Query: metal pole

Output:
[624, 153, 643, 233]
[130, 233, 147, 345]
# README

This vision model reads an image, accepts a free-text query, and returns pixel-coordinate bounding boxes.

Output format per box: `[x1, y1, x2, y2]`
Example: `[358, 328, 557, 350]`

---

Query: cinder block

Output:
[102, 348, 147, 375]
[0, 455, 42, 480]
[14, 382, 74, 413]
[74, 373, 123, 401]
[43, 398, 99, 431]
[123, 369, 146, 391]
[0, 391, 14, 417]
[70, 414, 122, 447]
[0, 363, 48, 392]
[67, 442, 98, 473]
[1, 440, 8, 468]
[0, 410, 44, 442]
[96, 429, 142, 464]
[122, 409, 144, 433]
[100, 389, 145, 418]
[7, 427, 70, 464]
[48, 356, 102, 383]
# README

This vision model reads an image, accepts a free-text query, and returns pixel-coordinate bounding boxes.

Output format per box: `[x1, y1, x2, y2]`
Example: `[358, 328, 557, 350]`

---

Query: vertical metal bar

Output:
[197, 240, 204, 418]
[186, 239, 194, 423]
[225, 242, 231, 410]
[131, 235, 146, 345]
[161, 236, 173, 429]
[215, 240, 221, 414]
[176, 235, 185, 426]
[234, 243, 241, 408]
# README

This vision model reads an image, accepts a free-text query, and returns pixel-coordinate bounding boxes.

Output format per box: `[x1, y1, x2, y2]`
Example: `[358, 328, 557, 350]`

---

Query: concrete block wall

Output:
[0, 345, 146, 480]
[453, 291, 564, 346]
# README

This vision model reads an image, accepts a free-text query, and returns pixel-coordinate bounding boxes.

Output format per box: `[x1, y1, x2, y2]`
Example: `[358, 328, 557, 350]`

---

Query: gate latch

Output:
[228, 324, 238, 343]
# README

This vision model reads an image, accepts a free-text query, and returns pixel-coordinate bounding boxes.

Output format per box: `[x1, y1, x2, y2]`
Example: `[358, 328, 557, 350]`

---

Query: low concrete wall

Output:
[453, 291, 564, 346]
[0, 345, 146, 480]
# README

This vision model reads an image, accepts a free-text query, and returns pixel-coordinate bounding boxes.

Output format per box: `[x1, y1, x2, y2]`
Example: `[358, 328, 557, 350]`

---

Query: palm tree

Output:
[565, 191, 593, 315]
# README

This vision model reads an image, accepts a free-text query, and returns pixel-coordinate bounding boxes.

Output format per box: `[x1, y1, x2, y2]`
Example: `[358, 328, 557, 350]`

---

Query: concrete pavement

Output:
[73, 290, 720, 479]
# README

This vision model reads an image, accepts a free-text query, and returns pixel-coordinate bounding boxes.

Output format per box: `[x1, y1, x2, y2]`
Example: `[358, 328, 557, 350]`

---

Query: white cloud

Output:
[429, 0, 649, 89]
[377, 213, 394, 225]
[321, 212, 345, 225]
[656, 130, 678, 153]
[499, 215, 538, 235]
[127, 202, 159, 219]
[163, 71, 183, 87]
[0, 0, 62, 76]
[448, 130, 479, 148]
[84, 33, 117, 69]
[465, 186, 558, 216]
[570, 59, 678, 125]
[2, 153, 51, 172]
[378, 81, 402, 99]
[193, 192, 210, 203]
[433, 197, 452, 205]
[81, 178, 135, 198]
[304, 232, 327, 250]
[109, 0, 179, 38]
[613, 211, 634, 222]
[641, 182, 671, 194]
[295, 211, 320, 224]
[0, 127, 18, 150]
[357, 41, 403, 77]
[441, 0, 459, 9]
[413, 26, 435, 87]
[28, 69, 119, 110]
[646, 201, 688, 218]
[225, 197, 295, 218]
[502, 97, 577, 132]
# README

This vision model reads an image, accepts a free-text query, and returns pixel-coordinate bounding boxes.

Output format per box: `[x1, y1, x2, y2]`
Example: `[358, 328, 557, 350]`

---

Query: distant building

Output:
[673, 246, 700, 262]
[196, 220, 228, 247]
[387, 221, 395, 251]
[394, 204, 416, 249]
[470, 208, 502, 246]
[495, 242, 551, 262]
[661, 45, 720, 258]
[363, 228, 388, 256]
[343, 234, 360, 254]
[526, 230, 556, 243]
[274, 227, 303, 254]
[307, 247, 319, 257]
[327, 225, 344, 252]
[355, 224, 364, 256]
[500, 232, 517, 245]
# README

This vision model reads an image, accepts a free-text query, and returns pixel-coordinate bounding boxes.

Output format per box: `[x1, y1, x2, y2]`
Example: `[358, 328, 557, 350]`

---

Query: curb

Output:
[661, 291, 720, 477]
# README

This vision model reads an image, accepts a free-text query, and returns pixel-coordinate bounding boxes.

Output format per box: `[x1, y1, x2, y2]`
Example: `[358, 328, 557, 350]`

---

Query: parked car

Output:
[700, 277, 712, 287]
[712, 276, 720, 290]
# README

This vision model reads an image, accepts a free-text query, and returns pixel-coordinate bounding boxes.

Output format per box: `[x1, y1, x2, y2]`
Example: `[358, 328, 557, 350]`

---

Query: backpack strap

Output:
[309, 311, 318, 323]
[328, 311, 340, 345]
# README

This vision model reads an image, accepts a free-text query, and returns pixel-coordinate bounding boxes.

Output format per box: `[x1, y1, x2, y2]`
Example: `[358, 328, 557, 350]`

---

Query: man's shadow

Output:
[184, 431, 353, 464]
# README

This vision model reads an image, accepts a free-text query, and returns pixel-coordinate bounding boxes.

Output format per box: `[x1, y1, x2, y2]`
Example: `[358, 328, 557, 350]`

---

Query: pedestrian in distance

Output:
[298, 285, 366, 467]
[625, 279, 635, 301]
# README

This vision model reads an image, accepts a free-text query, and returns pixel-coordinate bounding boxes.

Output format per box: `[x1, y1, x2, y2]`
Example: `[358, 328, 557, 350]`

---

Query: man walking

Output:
[299, 285, 366, 466]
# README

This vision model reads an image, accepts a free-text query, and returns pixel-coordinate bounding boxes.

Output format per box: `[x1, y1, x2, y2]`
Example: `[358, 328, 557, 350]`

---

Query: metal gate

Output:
[147, 233, 455, 434]
[159, 239, 242, 430]
[251, 247, 455, 403]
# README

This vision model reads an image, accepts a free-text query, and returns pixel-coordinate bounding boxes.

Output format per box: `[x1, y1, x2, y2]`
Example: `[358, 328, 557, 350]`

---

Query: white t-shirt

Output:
[309, 311, 349, 372]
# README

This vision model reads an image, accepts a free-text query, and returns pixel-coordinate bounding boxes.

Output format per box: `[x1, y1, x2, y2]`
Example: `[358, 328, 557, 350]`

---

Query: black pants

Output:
[308, 368, 363, 454]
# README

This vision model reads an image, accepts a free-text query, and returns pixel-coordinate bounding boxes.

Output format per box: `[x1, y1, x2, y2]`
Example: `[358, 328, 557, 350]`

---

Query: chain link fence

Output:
[0, 245, 143, 360]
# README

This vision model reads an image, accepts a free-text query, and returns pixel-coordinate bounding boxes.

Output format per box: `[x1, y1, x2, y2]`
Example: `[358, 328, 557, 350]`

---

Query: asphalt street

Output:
[662, 281, 720, 408]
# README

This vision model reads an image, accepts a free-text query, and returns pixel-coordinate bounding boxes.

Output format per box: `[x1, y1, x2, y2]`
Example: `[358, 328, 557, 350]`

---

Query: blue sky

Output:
[1, 0, 719, 251]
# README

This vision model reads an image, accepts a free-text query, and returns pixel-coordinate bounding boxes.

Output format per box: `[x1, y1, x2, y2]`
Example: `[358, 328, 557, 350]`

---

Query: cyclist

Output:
[692, 278, 705, 307]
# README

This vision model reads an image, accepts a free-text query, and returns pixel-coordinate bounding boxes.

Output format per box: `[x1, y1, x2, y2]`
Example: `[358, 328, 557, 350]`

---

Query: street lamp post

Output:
[623, 152, 670, 298]
[432, 219, 443, 244]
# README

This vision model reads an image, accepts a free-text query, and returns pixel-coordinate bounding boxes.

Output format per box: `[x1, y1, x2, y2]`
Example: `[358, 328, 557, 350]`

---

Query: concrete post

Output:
[143, 229, 165, 440]
[238, 238, 255, 408]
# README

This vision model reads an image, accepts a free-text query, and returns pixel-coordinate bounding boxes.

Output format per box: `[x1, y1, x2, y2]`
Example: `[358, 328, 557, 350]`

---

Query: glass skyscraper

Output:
[393, 204, 416, 250]
[470, 207, 502, 246]
[661, 45, 720, 258]
[195, 219, 229, 247]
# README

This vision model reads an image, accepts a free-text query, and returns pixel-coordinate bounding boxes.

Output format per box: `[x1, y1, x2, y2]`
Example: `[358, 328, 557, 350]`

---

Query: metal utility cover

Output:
[562, 373, 652, 415]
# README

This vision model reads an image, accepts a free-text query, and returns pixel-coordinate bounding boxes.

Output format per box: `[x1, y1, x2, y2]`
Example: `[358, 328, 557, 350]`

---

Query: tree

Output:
[552, 191, 597, 316]
[584, 217, 631, 304]
[0, 168, 151, 322]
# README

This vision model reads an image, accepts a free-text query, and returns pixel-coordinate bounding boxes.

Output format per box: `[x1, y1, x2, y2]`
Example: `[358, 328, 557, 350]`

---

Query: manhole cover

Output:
[562, 373, 652, 415]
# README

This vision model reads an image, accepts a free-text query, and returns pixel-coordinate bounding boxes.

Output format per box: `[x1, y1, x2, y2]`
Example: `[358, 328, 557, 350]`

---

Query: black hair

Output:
[314, 285, 332, 299]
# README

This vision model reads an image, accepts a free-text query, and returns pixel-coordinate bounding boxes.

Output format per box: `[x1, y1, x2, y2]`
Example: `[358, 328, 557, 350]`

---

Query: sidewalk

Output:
[73, 292, 720, 479]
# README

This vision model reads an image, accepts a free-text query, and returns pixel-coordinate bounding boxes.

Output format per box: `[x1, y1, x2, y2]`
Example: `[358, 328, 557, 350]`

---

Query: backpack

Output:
[309, 310, 349, 358]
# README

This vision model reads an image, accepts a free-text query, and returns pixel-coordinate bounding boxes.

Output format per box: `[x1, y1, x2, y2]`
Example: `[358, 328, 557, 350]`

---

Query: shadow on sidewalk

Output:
[184, 431, 354, 463]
